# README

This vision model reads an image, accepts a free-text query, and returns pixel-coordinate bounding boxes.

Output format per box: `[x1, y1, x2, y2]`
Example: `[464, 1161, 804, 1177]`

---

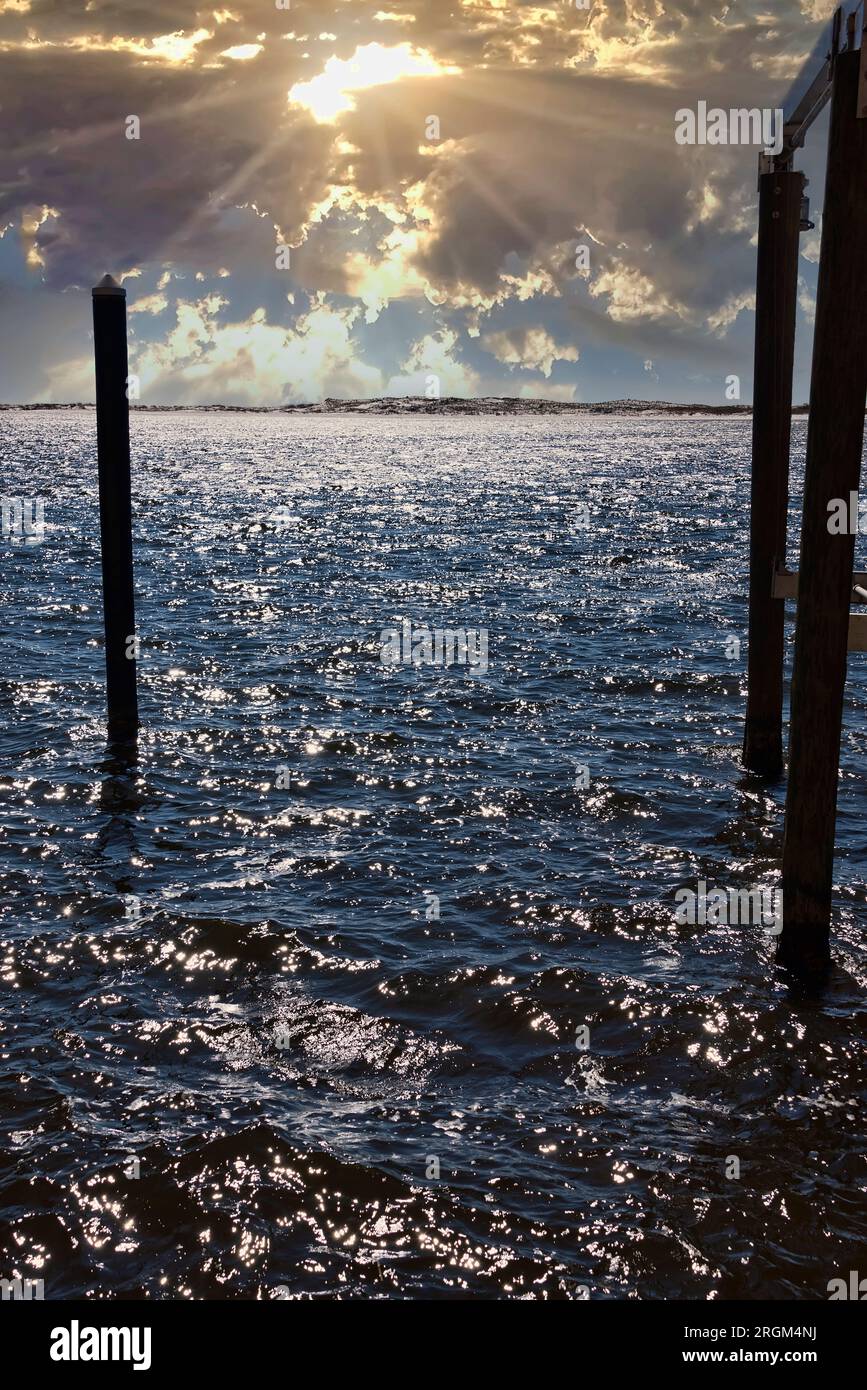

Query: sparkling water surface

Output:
[1, 410, 865, 1300]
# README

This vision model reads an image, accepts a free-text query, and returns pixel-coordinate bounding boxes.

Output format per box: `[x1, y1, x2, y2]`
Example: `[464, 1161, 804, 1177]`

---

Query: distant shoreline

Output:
[0, 397, 811, 416]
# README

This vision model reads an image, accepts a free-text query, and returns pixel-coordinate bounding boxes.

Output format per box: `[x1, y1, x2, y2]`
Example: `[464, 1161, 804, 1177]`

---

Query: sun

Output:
[288, 42, 455, 123]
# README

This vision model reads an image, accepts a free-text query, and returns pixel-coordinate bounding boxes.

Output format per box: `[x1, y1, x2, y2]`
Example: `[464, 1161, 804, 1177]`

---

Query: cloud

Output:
[517, 380, 577, 402]
[344, 225, 432, 323]
[797, 274, 816, 326]
[0, 0, 837, 400]
[385, 328, 480, 397]
[129, 291, 169, 315]
[482, 326, 578, 377]
[589, 261, 688, 324]
[0, 275, 92, 401]
[220, 43, 263, 62]
[289, 42, 455, 123]
[44, 292, 383, 405]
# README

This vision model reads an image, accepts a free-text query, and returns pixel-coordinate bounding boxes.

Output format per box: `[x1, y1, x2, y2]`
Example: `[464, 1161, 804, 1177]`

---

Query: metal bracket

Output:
[772, 3, 867, 165]
[831, 6, 843, 76]
[772, 565, 867, 603]
[772, 568, 867, 649]
[772, 566, 799, 600]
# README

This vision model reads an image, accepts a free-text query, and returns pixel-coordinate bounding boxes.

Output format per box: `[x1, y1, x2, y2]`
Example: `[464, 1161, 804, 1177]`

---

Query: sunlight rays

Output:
[288, 42, 458, 123]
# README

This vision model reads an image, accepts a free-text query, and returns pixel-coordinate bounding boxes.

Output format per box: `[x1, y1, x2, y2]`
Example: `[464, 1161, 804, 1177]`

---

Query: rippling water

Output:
[1, 410, 865, 1301]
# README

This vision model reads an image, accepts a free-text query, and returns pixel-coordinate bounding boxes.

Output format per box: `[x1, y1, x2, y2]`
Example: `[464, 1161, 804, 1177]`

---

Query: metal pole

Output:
[92, 274, 138, 742]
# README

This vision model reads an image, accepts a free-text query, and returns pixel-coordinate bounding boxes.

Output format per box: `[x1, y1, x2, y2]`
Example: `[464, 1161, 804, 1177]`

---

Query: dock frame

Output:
[743, 2, 867, 973]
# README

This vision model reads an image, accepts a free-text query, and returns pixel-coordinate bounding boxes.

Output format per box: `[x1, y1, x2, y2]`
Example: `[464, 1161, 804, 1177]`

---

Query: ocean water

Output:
[1, 409, 865, 1301]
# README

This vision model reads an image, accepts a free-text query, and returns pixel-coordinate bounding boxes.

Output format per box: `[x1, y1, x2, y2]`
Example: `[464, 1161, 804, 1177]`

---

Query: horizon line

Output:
[0, 396, 811, 413]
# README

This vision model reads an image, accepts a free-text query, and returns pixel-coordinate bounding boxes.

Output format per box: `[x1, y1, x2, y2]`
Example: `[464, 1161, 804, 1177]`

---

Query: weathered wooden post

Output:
[742, 169, 804, 776]
[92, 274, 139, 742]
[780, 47, 867, 973]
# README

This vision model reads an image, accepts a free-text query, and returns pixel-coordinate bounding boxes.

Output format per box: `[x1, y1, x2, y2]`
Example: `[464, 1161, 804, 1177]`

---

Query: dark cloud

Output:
[0, 0, 836, 399]
[0, 40, 334, 287]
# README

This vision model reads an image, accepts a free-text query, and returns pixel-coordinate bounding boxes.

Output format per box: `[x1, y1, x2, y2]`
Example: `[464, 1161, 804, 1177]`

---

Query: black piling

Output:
[742, 169, 804, 777]
[780, 48, 867, 974]
[92, 274, 138, 743]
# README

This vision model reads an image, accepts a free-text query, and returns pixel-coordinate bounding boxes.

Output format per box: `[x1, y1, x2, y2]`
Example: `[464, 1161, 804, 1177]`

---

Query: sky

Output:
[0, 0, 842, 405]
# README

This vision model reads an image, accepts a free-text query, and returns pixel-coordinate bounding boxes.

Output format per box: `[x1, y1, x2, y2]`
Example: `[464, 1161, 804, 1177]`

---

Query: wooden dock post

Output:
[92, 274, 139, 743]
[743, 168, 804, 777]
[780, 48, 867, 973]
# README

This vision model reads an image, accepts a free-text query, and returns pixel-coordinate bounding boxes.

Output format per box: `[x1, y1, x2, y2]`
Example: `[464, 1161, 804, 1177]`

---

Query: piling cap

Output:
[92, 274, 125, 297]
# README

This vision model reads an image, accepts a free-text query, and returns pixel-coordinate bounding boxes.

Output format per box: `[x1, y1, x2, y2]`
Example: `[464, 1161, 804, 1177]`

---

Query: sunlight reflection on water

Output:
[0, 411, 865, 1299]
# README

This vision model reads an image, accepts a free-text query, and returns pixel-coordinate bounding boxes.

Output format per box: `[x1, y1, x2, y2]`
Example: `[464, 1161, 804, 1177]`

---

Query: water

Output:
[1, 410, 865, 1301]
